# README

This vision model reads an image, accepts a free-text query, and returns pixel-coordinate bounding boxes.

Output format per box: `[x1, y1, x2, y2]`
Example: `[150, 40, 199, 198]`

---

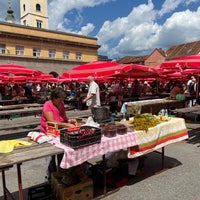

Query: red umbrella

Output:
[71, 61, 123, 71]
[151, 65, 180, 75]
[181, 69, 200, 75]
[61, 61, 132, 80]
[111, 64, 158, 79]
[0, 64, 27, 68]
[161, 55, 200, 69]
[0, 67, 40, 75]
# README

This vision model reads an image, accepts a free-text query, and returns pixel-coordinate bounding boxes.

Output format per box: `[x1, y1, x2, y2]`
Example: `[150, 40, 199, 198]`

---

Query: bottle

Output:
[164, 109, 168, 116]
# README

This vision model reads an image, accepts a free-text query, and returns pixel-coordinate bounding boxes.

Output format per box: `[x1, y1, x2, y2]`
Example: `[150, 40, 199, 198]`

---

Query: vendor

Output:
[169, 82, 184, 99]
[40, 87, 76, 134]
[40, 87, 76, 181]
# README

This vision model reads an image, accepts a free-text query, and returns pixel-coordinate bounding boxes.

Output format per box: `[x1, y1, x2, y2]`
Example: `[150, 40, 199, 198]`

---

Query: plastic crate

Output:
[60, 126, 101, 149]
[28, 183, 54, 200]
[46, 121, 61, 136]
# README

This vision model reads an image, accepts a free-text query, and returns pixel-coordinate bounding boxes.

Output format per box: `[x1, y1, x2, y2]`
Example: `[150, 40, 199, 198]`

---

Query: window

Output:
[76, 52, 82, 60]
[33, 48, 41, 57]
[63, 51, 69, 59]
[36, 4, 41, 11]
[23, 20, 26, 25]
[23, 4, 25, 11]
[36, 20, 42, 29]
[49, 49, 56, 58]
[0, 44, 6, 54]
[16, 46, 24, 55]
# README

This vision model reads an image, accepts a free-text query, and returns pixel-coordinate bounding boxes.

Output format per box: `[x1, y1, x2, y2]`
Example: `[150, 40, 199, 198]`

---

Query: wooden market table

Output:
[121, 98, 188, 115]
[0, 131, 138, 200]
[0, 116, 188, 200]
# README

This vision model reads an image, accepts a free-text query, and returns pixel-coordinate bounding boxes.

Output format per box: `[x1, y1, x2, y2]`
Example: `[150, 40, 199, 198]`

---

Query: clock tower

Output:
[20, 0, 48, 29]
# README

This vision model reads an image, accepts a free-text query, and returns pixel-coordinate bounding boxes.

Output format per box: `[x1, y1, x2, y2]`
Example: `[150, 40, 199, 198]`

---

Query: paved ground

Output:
[0, 122, 200, 200]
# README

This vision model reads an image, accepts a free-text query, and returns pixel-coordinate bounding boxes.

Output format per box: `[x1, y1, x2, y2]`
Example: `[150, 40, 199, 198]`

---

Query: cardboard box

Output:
[51, 171, 65, 195]
[51, 171, 93, 200]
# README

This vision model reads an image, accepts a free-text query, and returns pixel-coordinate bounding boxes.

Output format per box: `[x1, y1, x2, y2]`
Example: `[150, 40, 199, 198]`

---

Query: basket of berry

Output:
[60, 125, 101, 149]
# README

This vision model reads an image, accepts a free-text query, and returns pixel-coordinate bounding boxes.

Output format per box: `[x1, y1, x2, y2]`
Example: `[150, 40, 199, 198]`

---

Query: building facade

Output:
[0, 0, 100, 75]
[0, 22, 100, 75]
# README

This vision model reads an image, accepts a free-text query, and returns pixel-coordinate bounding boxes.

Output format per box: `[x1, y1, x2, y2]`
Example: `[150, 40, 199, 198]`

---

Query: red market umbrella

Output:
[0, 63, 27, 68]
[160, 55, 200, 70]
[61, 61, 132, 80]
[181, 69, 200, 75]
[71, 61, 124, 71]
[111, 64, 158, 79]
[151, 65, 180, 75]
[0, 67, 40, 75]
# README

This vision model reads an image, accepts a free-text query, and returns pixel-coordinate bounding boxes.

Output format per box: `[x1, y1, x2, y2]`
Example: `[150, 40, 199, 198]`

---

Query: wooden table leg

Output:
[155, 147, 165, 170]
[102, 155, 107, 195]
[2, 169, 8, 200]
[1, 166, 15, 200]
[161, 147, 165, 170]
[17, 163, 24, 200]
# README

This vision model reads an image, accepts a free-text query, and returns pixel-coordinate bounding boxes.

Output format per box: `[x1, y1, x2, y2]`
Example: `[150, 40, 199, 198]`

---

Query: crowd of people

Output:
[0, 75, 199, 108]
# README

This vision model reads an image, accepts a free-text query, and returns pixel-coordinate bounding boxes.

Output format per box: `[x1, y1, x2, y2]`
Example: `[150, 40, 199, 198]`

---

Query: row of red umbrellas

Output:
[60, 55, 200, 82]
[158, 55, 200, 80]
[0, 64, 56, 84]
[1, 55, 200, 84]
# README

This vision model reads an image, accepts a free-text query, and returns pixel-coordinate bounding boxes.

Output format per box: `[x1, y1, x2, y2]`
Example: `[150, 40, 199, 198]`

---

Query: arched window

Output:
[36, 4, 41, 11]
[23, 4, 26, 11]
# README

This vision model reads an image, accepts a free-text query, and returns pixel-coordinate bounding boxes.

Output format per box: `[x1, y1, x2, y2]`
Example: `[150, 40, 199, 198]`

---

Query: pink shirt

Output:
[40, 100, 67, 134]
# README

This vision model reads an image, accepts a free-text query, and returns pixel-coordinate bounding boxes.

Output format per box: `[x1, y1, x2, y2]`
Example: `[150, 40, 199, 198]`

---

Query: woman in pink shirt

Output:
[40, 87, 76, 181]
[40, 87, 76, 134]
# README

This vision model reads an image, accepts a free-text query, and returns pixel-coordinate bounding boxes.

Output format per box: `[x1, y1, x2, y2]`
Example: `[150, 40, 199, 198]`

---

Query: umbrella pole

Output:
[196, 75, 199, 100]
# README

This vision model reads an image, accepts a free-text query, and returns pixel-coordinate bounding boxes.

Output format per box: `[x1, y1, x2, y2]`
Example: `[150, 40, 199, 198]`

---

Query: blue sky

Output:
[0, 0, 200, 59]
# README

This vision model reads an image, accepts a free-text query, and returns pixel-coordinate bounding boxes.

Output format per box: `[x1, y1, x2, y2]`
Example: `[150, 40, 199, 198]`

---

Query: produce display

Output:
[100, 122, 128, 137]
[130, 113, 160, 132]
[101, 122, 117, 137]
[115, 123, 128, 135]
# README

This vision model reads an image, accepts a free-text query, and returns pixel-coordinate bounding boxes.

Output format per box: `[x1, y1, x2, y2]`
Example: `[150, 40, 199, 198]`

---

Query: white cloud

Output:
[185, 0, 200, 5]
[155, 8, 200, 47]
[77, 23, 95, 35]
[158, 0, 182, 17]
[48, 0, 114, 30]
[97, 0, 200, 57]
[97, 0, 157, 56]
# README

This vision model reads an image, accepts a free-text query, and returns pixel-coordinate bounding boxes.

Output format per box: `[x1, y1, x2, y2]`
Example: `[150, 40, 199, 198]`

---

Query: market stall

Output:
[0, 114, 188, 200]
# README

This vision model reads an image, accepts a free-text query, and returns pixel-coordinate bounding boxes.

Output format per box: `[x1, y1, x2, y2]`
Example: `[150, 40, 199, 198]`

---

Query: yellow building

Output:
[0, 0, 100, 75]
[0, 22, 100, 75]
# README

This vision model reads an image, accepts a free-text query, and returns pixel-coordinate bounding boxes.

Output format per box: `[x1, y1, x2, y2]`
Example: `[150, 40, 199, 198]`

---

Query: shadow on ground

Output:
[0, 152, 182, 200]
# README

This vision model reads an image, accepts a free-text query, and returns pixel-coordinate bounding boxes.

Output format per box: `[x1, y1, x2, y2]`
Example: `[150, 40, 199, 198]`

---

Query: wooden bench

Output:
[173, 105, 200, 121]
[0, 103, 42, 111]
[0, 104, 75, 119]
